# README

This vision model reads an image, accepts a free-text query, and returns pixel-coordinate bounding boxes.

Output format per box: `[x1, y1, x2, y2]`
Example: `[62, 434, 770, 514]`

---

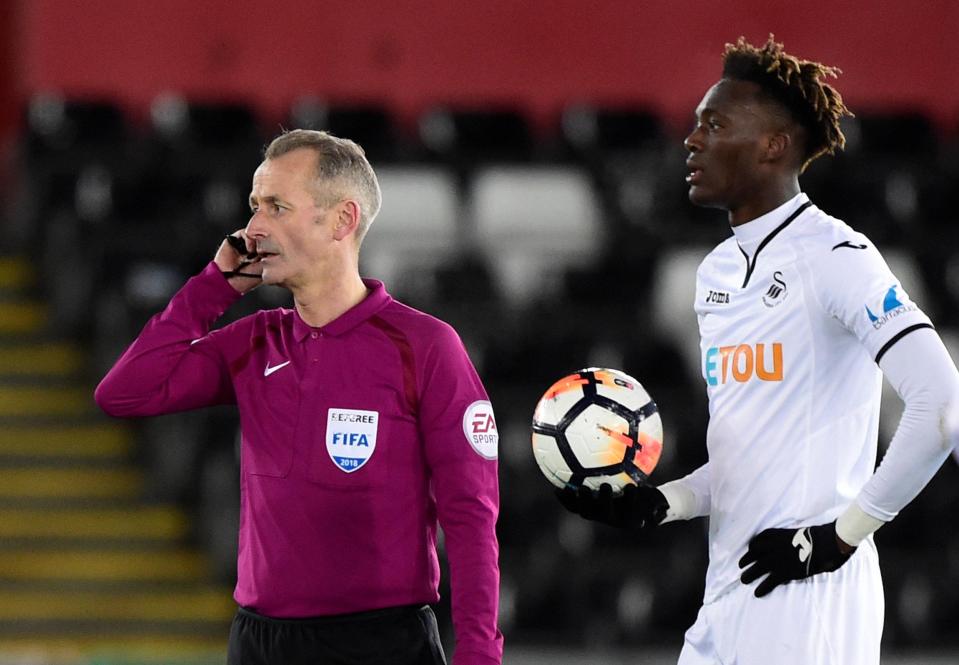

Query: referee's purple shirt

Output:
[95, 263, 503, 665]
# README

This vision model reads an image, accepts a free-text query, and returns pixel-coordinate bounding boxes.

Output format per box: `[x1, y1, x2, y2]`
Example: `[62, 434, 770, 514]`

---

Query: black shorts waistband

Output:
[237, 603, 427, 626]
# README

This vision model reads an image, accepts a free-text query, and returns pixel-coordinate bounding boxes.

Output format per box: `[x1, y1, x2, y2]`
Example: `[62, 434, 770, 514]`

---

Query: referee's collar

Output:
[293, 279, 393, 340]
[733, 192, 810, 252]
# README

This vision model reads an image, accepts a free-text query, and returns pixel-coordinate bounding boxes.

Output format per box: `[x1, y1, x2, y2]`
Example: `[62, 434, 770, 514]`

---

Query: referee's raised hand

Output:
[215, 230, 264, 292]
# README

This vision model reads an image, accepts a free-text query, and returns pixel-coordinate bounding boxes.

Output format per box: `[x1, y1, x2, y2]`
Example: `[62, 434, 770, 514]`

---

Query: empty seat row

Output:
[30, 157, 959, 354]
[363, 165, 605, 305]
[23, 94, 958, 167]
[23, 94, 672, 166]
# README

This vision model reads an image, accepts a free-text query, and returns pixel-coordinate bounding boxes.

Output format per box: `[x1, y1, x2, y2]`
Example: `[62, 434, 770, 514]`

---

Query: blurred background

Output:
[1, 1, 958, 663]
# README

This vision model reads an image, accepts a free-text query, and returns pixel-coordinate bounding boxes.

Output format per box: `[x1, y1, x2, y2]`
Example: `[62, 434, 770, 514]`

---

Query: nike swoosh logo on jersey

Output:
[832, 240, 868, 251]
[264, 360, 291, 377]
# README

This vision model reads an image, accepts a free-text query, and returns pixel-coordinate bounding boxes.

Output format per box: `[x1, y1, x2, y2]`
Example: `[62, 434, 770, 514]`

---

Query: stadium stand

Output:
[2, 94, 958, 657]
[359, 165, 462, 301]
[0, 256, 234, 654]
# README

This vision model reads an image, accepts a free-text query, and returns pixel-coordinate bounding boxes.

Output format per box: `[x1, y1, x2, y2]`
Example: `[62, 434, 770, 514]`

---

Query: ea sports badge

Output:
[463, 400, 498, 459]
[326, 408, 379, 473]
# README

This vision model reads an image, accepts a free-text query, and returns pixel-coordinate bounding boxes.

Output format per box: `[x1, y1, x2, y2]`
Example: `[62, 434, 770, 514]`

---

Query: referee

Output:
[95, 130, 503, 665]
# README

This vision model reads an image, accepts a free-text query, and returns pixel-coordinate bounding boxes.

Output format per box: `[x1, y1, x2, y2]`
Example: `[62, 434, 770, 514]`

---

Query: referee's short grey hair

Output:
[265, 129, 382, 245]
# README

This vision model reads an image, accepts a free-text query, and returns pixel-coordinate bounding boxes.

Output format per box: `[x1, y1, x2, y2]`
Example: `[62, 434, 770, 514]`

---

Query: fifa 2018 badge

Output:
[326, 408, 378, 473]
[864, 285, 916, 330]
[762, 271, 787, 308]
[463, 401, 498, 459]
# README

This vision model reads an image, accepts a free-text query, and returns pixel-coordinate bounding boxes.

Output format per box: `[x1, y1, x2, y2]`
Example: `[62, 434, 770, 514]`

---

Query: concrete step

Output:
[0, 423, 133, 461]
[0, 257, 35, 291]
[0, 633, 228, 663]
[0, 548, 209, 584]
[0, 466, 143, 500]
[0, 588, 235, 622]
[0, 301, 46, 335]
[0, 342, 85, 378]
[0, 506, 188, 542]
[0, 385, 95, 418]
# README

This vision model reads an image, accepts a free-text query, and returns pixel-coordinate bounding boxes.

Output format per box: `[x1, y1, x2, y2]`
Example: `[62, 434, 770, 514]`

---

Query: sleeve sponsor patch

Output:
[463, 400, 498, 459]
[864, 284, 917, 331]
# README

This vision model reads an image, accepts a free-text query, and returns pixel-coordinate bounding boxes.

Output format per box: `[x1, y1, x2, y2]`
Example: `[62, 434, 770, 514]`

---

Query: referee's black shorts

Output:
[227, 604, 448, 665]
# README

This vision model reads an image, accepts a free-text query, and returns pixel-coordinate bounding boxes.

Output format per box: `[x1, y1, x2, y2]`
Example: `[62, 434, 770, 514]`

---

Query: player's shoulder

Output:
[696, 234, 738, 280]
[699, 234, 742, 271]
[792, 205, 902, 309]
[792, 205, 873, 257]
[790, 204, 889, 274]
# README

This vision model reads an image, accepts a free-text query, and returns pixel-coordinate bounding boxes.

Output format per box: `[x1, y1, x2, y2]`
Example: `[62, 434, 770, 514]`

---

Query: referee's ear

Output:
[332, 199, 362, 242]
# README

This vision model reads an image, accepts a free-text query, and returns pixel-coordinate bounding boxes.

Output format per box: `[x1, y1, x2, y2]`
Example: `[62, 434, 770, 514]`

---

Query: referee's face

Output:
[684, 79, 775, 217]
[246, 149, 335, 290]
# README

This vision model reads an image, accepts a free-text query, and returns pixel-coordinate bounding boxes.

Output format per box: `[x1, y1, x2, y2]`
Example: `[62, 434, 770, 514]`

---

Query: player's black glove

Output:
[555, 482, 668, 529]
[738, 521, 854, 597]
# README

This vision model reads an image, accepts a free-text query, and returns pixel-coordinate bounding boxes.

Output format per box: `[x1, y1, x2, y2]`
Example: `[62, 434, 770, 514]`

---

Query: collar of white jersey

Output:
[733, 192, 810, 254]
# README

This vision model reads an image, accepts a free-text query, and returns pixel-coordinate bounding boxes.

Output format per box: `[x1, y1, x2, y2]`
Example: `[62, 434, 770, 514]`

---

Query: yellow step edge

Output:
[0, 588, 235, 621]
[0, 257, 35, 290]
[0, 467, 142, 499]
[0, 343, 84, 376]
[0, 386, 93, 417]
[0, 424, 132, 458]
[0, 549, 207, 582]
[0, 636, 226, 660]
[0, 302, 46, 334]
[0, 507, 188, 539]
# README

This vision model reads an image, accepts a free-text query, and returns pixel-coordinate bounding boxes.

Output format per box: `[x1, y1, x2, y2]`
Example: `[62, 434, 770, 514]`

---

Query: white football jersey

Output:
[694, 193, 932, 603]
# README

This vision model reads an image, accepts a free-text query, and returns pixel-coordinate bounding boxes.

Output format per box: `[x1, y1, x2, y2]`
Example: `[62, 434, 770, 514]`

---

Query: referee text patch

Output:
[327, 408, 379, 473]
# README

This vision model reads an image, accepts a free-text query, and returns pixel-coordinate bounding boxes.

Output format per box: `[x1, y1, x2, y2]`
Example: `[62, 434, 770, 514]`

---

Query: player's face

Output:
[684, 79, 772, 213]
[245, 149, 339, 289]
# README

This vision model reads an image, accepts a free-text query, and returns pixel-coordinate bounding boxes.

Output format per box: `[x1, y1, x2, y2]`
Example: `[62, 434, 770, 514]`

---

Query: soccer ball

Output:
[531, 367, 663, 492]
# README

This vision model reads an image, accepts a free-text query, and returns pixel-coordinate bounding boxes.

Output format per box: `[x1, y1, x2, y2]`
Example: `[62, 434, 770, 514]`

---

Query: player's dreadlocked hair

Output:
[722, 35, 853, 171]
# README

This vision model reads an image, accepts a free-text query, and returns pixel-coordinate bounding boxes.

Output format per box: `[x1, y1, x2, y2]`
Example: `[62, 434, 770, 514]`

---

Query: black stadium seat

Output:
[25, 94, 128, 159]
[418, 107, 534, 165]
[288, 98, 400, 161]
[561, 105, 666, 157]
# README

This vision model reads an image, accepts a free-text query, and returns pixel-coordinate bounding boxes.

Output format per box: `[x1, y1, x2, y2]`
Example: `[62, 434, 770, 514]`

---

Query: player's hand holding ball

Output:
[531, 367, 669, 529]
[556, 482, 668, 529]
[738, 521, 855, 597]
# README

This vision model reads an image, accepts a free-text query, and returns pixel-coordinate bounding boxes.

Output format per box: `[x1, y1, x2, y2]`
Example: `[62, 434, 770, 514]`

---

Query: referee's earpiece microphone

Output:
[226, 234, 258, 259]
[223, 234, 262, 280]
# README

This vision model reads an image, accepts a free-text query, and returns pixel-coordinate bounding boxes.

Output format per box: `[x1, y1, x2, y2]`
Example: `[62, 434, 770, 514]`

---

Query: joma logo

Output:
[706, 290, 730, 304]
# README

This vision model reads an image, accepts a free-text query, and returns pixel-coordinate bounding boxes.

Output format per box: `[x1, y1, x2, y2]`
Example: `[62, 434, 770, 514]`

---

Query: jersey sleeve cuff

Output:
[835, 502, 886, 547]
[658, 481, 699, 523]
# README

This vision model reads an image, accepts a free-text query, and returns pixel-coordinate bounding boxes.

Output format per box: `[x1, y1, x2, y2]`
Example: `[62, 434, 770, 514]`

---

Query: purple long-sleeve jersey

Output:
[95, 263, 503, 665]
